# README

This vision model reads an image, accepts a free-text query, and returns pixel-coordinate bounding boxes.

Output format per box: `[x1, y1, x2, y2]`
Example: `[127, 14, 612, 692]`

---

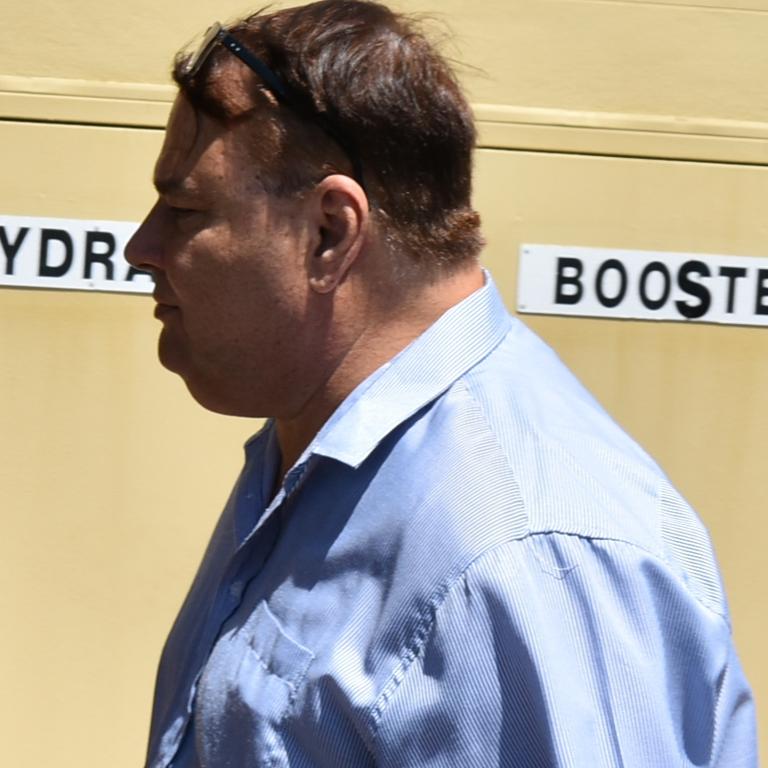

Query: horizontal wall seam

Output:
[473, 104, 768, 141]
[3, 115, 765, 169]
[477, 143, 768, 168]
[3, 76, 768, 165]
[0, 115, 164, 132]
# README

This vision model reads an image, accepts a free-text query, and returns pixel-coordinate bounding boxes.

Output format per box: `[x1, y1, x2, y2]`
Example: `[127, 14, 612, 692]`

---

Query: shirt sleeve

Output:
[371, 533, 757, 768]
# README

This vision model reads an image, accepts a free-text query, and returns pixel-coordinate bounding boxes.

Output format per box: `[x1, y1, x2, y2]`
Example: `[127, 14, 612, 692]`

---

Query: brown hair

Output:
[173, 0, 484, 271]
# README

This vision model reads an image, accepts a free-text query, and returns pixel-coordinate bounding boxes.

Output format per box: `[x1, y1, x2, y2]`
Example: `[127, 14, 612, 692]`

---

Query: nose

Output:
[125, 201, 164, 275]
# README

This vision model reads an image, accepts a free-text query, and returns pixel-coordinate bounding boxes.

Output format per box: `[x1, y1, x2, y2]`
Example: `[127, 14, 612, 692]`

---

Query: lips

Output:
[153, 291, 180, 319]
[154, 302, 178, 319]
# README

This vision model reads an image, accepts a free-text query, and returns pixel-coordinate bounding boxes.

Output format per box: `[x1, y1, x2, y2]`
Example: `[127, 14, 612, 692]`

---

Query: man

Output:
[126, 2, 756, 766]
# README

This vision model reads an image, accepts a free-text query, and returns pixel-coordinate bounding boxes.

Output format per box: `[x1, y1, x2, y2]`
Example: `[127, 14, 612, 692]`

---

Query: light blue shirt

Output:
[146, 274, 756, 767]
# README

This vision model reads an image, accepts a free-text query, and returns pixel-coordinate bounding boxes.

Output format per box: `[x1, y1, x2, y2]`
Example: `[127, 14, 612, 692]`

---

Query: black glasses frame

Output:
[183, 22, 365, 188]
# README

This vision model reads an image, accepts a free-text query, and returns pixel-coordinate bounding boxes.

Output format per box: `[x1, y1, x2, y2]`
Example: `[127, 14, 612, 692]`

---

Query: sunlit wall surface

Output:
[1, 1, 765, 764]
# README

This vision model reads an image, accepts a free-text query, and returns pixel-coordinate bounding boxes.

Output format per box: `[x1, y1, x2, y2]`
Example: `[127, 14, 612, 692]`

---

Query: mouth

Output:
[152, 287, 180, 319]
[153, 301, 179, 319]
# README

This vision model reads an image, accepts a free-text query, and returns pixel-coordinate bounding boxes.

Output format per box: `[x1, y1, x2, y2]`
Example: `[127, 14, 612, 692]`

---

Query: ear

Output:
[306, 175, 369, 294]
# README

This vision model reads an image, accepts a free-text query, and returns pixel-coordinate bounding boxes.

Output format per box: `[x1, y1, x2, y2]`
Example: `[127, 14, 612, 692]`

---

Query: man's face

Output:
[125, 95, 317, 417]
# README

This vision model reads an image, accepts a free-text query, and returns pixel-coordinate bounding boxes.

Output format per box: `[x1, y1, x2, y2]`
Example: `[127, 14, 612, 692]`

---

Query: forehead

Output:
[154, 94, 249, 195]
[154, 96, 200, 192]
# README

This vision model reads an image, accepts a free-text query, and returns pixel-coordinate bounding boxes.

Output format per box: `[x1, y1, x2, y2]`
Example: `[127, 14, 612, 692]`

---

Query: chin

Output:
[176, 365, 261, 417]
[156, 337, 208, 403]
[185, 382, 244, 416]
[157, 335, 271, 417]
[157, 337, 187, 377]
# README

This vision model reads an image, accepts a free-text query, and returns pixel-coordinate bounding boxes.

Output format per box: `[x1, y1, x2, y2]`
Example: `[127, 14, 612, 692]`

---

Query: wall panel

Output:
[0, 121, 257, 766]
[1, 0, 765, 763]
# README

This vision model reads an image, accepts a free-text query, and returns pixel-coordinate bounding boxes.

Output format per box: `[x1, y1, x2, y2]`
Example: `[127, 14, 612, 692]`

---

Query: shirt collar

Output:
[305, 271, 512, 469]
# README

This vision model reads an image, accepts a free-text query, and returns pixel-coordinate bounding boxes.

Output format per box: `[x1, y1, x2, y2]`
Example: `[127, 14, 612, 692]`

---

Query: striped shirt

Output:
[146, 273, 756, 767]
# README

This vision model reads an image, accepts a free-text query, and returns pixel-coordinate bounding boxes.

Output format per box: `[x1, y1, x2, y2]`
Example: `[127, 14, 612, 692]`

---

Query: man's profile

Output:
[126, 2, 757, 765]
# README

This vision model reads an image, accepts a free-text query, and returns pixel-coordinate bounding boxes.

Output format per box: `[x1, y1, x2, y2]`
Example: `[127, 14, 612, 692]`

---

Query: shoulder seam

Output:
[366, 527, 733, 747]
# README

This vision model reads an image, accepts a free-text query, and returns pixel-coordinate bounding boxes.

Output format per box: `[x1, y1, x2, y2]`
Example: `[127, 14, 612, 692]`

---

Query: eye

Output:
[166, 205, 205, 231]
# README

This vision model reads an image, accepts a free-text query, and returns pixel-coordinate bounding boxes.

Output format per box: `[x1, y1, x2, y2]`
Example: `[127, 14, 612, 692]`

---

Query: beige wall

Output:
[1, 1, 766, 764]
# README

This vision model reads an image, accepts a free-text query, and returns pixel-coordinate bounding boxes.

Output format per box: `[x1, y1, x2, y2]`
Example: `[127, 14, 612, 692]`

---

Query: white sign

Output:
[0, 214, 151, 294]
[518, 244, 768, 327]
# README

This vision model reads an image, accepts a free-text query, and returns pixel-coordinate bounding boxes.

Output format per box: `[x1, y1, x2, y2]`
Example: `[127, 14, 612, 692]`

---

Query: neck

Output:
[274, 263, 484, 479]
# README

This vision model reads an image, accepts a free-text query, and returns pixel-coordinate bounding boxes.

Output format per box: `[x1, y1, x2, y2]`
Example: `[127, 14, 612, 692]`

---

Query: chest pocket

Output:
[194, 600, 315, 767]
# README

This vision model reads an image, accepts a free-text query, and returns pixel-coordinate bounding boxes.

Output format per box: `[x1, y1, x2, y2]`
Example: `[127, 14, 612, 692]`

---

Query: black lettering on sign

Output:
[675, 260, 711, 319]
[0, 226, 29, 276]
[84, 231, 115, 280]
[39, 229, 74, 278]
[554, 257, 583, 304]
[755, 269, 768, 315]
[595, 259, 627, 308]
[638, 261, 671, 310]
[719, 266, 747, 314]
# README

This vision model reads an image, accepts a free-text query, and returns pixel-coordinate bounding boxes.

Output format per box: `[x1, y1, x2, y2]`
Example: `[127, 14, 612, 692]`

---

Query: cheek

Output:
[172, 225, 311, 336]
[219, 260, 307, 326]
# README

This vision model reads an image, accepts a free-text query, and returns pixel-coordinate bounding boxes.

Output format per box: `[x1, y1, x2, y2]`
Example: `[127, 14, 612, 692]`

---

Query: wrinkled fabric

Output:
[146, 274, 756, 768]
